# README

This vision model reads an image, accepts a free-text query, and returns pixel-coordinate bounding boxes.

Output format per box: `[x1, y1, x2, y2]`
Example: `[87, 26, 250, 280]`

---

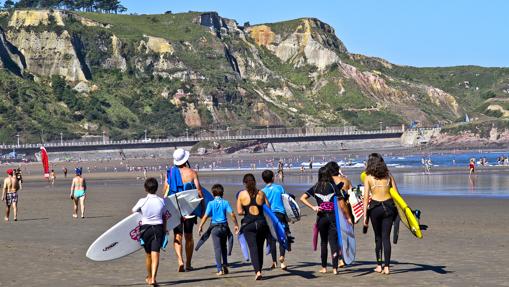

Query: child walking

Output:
[198, 184, 239, 275]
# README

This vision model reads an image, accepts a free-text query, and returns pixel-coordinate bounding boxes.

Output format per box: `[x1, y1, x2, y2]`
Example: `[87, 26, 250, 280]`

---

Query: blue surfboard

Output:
[333, 195, 356, 265]
[192, 186, 214, 217]
[263, 205, 289, 251]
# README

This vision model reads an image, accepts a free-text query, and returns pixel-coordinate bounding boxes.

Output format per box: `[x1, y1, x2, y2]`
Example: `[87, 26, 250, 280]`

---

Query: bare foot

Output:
[333, 268, 338, 275]
[216, 271, 224, 276]
[383, 266, 390, 275]
[72, 214, 78, 218]
[145, 276, 151, 285]
[177, 265, 185, 272]
[255, 272, 262, 280]
[269, 262, 276, 270]
[374, 266, 382, 273]
[338, 259, 345, 268]
[281, 262, 287, 270]
[319, 268, 327, 273]
[4, 217, 9, 222]
[222, 266, 229, 275]
[185, 265, 194, 271]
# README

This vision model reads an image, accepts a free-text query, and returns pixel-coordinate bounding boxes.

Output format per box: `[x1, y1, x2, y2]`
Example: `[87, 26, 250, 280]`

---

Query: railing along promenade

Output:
[0, 126, 417, 153]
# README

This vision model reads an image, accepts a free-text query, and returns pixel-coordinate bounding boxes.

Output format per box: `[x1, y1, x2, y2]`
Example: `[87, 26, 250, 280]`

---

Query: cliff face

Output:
[0, 9, 507, 142]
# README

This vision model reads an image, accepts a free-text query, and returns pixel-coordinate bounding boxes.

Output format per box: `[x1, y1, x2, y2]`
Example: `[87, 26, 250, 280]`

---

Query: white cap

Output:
[173, 148, 190, 166]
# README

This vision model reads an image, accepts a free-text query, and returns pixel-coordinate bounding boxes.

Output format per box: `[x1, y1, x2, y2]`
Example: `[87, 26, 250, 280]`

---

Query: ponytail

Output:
[243, 173, 257, 198]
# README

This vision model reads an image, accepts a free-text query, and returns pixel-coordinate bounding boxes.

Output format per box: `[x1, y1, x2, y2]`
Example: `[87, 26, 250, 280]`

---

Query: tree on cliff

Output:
[3, 0, 14, 9]
[13, 0, 127, 13]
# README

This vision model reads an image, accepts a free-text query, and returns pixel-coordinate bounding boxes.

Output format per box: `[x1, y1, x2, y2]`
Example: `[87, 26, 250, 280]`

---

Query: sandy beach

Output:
[0, 167, 508, 287]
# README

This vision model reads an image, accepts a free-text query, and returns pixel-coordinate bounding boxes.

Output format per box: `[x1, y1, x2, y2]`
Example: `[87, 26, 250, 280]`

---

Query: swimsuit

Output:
[73, 178, 86, 198]
[5, 192, 18, 206]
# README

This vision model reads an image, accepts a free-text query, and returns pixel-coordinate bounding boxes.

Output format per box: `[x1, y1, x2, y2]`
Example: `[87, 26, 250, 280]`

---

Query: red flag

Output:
[40, 146, 49, 178]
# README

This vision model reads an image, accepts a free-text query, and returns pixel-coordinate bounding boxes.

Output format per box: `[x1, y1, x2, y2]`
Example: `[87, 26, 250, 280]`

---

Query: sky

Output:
[120, 0, 509, 68]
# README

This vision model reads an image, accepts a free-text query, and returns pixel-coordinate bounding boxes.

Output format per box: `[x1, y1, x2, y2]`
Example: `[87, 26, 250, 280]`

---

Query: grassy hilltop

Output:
[0, 10, 508, 144]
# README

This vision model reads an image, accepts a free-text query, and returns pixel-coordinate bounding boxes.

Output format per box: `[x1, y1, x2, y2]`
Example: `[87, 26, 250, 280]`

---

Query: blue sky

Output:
[121, 0, 508, 67]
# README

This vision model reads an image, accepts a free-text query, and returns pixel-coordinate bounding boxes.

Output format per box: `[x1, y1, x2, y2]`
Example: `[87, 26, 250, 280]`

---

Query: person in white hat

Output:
[165, 148, 204, 272]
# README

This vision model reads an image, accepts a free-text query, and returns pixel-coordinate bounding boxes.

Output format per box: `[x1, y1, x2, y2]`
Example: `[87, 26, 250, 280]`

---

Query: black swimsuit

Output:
[241, 192, 269, 274]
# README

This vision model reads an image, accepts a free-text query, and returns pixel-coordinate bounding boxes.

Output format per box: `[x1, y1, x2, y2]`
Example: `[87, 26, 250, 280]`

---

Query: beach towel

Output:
[167, 166, 184, 196]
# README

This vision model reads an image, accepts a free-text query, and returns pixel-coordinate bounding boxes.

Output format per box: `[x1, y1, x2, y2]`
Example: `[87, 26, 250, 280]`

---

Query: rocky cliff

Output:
[0, 9, 508, 143]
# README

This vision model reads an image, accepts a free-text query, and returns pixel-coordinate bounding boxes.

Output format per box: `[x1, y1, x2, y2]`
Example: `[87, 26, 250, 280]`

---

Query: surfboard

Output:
[360, 172, 423, 239]
[333, 195, 356, 265]
[263, 205, 289, 251]
[238, 233, 250, 261]
[193, 187, 214, 217]
[282, 193, 301, 223]
[347, 186, 365, 224]
[86, 190, 202, 261]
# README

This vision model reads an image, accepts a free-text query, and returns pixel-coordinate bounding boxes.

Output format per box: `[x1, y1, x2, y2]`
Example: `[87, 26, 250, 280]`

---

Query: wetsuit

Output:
[240, 192, 269, 274]
[263, 183, 290, 262]
[368, 178, 397, 268]
[305, 183, 342, 269]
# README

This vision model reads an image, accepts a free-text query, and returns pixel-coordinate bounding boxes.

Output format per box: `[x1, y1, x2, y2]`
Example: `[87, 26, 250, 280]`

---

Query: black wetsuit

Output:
[305, 183, 343, 268]
[368, 199, 397, 267]
[240, 193, 269, 274]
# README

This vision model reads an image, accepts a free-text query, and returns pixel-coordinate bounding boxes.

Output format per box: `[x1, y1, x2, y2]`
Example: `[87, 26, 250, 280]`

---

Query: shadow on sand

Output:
[340, 260, 450, 277]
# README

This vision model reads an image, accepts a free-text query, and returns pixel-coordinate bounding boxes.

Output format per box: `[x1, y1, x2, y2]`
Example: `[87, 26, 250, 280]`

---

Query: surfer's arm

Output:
[236, 193, 245, 215]
[389, 175, 400, 195]
[300, 193, 319, 212]
[338, 198, 352, 224]
[230, 212, 239, 234]
[363, 176, 371, 226]
[194, 173, 205, 216]
[198, 215, 208, 235]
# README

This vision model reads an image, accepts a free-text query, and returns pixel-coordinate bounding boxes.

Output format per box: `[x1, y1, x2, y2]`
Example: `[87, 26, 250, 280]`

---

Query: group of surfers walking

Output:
[132, 149, 401, 285]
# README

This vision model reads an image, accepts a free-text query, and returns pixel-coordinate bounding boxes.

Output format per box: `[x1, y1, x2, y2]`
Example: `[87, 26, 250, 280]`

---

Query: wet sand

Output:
[1, 171, 508, 287]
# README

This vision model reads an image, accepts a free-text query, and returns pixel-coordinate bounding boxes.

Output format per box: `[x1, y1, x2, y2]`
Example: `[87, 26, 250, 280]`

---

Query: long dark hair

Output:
[243, 173, 258, 198]
[324, 161, 340, 177]
[314, 166, 332, 192]
[365, 153, 389, 179]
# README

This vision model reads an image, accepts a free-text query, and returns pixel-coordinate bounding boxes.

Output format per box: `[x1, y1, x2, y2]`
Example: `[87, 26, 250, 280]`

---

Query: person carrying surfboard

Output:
[325, 161, 354, 268]
[362, 153, 399, 275]
[300, 167, 345, 275]
[132, 177, 168, 286]
[2, 169, 20, 222]
[261, 169, 290, 270]
[164, 148, 204, 272]
[237, 174, 270, 280]
[70, 168, 87, 218]
[197, 184, 239, 276]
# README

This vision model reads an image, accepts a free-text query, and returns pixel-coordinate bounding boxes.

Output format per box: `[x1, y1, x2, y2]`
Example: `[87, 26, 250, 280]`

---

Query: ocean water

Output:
[201, 170, 509, 199]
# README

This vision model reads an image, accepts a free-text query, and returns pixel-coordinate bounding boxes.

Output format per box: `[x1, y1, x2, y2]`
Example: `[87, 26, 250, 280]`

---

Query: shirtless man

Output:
[2, 169, 20, 221]
[164, 149, 204, 272]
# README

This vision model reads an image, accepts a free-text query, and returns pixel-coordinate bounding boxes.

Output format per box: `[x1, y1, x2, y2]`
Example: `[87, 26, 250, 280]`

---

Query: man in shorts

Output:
[2, 169, 20, 221]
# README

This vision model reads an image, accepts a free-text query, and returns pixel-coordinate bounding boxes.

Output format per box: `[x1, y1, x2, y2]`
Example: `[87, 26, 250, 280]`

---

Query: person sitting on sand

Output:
[70, 168, 87, 218]
[197, 184, 239, 276]
[362, 153, 399, 275]
[2, 169, 20, 222]
[164, 148, 204, 272]
[132, 178, 168, 286]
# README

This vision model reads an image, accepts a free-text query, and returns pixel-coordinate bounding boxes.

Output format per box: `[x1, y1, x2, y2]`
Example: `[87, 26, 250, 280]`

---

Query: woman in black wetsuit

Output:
[236, 173, 270, 280]
[362, 153, 399, 275]
[300, 167, 346, 275]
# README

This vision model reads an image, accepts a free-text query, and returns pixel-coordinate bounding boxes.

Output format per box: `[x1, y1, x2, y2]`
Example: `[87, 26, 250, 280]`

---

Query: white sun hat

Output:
[173, 148, 190, 166]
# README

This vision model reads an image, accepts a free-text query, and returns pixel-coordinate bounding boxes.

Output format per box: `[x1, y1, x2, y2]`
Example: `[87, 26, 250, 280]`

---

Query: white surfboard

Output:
[282, 194, 301, 223]
[86, 190, 202, 261]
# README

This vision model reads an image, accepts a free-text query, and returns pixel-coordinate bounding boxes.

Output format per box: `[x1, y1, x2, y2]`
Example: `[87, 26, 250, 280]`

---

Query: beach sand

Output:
[0, 171, 507, 287]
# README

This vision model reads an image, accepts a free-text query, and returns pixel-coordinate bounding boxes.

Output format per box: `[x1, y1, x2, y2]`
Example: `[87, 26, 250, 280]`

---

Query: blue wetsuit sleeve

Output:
[205, 201, 213, 217]
[225, 201, 233, 214]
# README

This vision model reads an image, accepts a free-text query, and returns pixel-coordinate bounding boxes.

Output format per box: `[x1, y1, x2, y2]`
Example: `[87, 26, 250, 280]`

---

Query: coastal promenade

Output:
[0, 126, 428, 154]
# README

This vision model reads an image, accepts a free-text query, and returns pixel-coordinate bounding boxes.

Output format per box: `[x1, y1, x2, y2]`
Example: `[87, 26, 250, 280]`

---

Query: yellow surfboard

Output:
[361, 172, 422, 239]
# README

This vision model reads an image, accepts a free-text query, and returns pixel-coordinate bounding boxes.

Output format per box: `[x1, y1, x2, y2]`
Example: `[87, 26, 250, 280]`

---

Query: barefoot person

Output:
[324, 161, 353, 268]
[362, 153, 399, 275]
[237, 174, 270, 280]
[2, 169, 20, 221]
[70, 168, 87, 218]
[300, 167, 344, 275]
[132, 178, 168, 286]
[262, 170, 290, 270]
[197, 184, 239, 276]
[163, 148, 204, 272]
